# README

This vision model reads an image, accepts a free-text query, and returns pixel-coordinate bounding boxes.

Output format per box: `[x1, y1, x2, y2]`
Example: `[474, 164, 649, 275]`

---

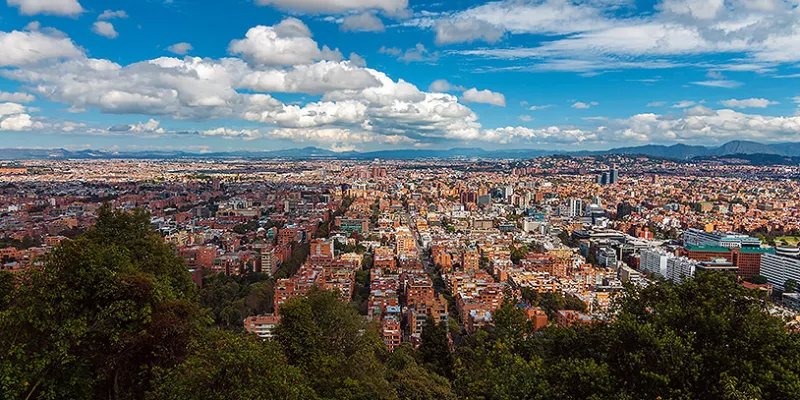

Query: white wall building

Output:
[640, 248, 670, 278]
[760, 253, 800, 291]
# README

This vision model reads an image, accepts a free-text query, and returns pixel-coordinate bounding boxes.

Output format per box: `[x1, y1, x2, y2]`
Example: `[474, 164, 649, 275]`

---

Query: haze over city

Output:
[1, 0, 800, 152]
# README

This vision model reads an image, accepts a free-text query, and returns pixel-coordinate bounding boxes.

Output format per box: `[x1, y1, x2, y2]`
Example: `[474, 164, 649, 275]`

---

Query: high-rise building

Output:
[568, 198, 583, 217]
[610, 166, 619, 184]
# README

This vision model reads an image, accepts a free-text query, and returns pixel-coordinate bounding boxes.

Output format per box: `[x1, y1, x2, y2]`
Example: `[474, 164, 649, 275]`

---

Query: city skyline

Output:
[1, 0, 800, 152]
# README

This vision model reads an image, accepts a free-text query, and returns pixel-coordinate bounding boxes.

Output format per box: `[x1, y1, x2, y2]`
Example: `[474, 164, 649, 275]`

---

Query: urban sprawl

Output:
[3, 154, 800, 350]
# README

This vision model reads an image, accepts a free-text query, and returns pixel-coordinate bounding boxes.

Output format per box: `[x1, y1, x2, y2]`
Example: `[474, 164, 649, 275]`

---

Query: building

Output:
[244, 314, 281, 340]
[260, 246, 278, 277]
[760, 253, 800, 291]
[335, 217, 369, 234]
[683, 229, 762, 249]
[640, 248, 670, 277]
[666, 256, 698, 283]
[684, 246, 774, 279]
[568, 198, 583, 217]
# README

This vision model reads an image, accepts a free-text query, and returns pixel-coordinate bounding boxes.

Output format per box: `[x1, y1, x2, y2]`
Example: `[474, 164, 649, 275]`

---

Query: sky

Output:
[0, 0, 799, 153]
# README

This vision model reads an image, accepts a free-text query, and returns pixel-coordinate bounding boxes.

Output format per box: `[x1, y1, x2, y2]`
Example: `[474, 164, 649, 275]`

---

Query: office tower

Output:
[568, 198, 583, 217]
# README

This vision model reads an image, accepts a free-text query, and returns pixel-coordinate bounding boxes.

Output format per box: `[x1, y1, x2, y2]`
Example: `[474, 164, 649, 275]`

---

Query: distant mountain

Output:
[2, 140, 800, 161]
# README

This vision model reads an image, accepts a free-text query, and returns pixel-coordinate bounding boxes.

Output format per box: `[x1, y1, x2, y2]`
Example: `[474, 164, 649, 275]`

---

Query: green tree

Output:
[148, 330, 314, 400]
[276, 288, 395, 399]
[785, 279, 798, 293]
[747, 275, 769, 285]
[0, 204, 201, 400]
[418, 316, 453, 379]
[386, 344, 456, 400]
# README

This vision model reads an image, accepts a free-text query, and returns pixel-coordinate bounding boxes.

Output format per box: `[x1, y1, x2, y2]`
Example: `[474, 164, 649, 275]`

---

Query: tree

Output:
[0, 204, 201, 400]
[148, 331, 314, 400]
[386, 344, 456, 400]
[747, 275, 769, 285]
[418, 316, 453, 379]
[276, 288, 395, 399]
[785, 279, 798, 293]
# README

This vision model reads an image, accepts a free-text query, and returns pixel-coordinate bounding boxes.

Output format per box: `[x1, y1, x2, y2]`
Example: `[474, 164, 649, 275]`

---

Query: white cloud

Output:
[239, 60, 381, 94]
[519, 115, 533, 122]
[461, 88, 506, 107]
[439, 0, 800, 71]
[98, 9, 127, 20]
[528, 104, 552, 110]
[721, 98, 778, 108]
[0, 113, 41, 131]
[92, 21, 118, 39]
[0, 29, 83, 66]
[7, 0, 83, 16]
[0, 102, 27, 117]
[199, 127, 262, 140]
[572, 101, 598, 109]
[482, 125, 598, 145]
[691, 80, 742, 88]
[381, 43, 438, 63]
[0, 91, 35, 103]
[228, 18, 342, 66]
[429, 79, 459, 92]
[434, 18, 504, 45]
[166, 42, 193, 55]
[647, 101, 666, 107]
[0, 102, 41, 131]
[254, 0, 407, 14]
[340, 13, 385, 32]
[349, 53, 366, 67]
[672, 100, 696, 108]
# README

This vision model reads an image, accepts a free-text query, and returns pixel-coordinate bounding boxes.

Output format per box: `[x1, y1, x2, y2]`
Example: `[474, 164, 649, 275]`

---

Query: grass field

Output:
[776, 236, 800, 246]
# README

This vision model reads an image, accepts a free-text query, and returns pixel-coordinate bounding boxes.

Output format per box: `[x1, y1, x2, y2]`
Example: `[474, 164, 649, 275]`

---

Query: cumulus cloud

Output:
[98, 9, 127, 19]
[0, 113, 41, 131]
[0, 91, 35, 103]
[255, 0, 407, 14]
[528, 105, 552, 110]
[0, 102, 41, 131]
[228, 18, 342, 66]
[7, 0, 83, 16]
[340, 13, 385, 32]
[92, 21, 118, 39]
[349, 53, 366, 67]
[461, 88, 506, 106]
[429, 79, 465, 92]
[0, 29, 83, 66]
[166, 42, 193, 55]
[721, 98, 779, 108]
[572, 101, 598, 109]
[239, 60, 382, 94]
[380, 43, 438, 63]
[434, 18, 503, 45]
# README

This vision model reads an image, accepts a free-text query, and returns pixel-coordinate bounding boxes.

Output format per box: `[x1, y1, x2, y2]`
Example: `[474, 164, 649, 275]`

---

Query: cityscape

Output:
[3, 154, 800, 398]
[3, 0, 800, 398]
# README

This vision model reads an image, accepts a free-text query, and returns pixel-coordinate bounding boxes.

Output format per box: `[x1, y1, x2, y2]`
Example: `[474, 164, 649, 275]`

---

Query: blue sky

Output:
[0, 0, 799, 152]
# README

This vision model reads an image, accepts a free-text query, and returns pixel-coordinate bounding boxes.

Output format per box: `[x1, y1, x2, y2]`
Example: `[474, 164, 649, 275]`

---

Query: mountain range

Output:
[2, 141, 800, 161]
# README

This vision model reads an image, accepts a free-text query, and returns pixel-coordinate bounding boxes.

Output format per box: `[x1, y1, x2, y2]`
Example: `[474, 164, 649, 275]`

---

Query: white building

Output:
[760, 253, 800, 291]
[667, 256, 697, 283]
[640, 248, 670, 277]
